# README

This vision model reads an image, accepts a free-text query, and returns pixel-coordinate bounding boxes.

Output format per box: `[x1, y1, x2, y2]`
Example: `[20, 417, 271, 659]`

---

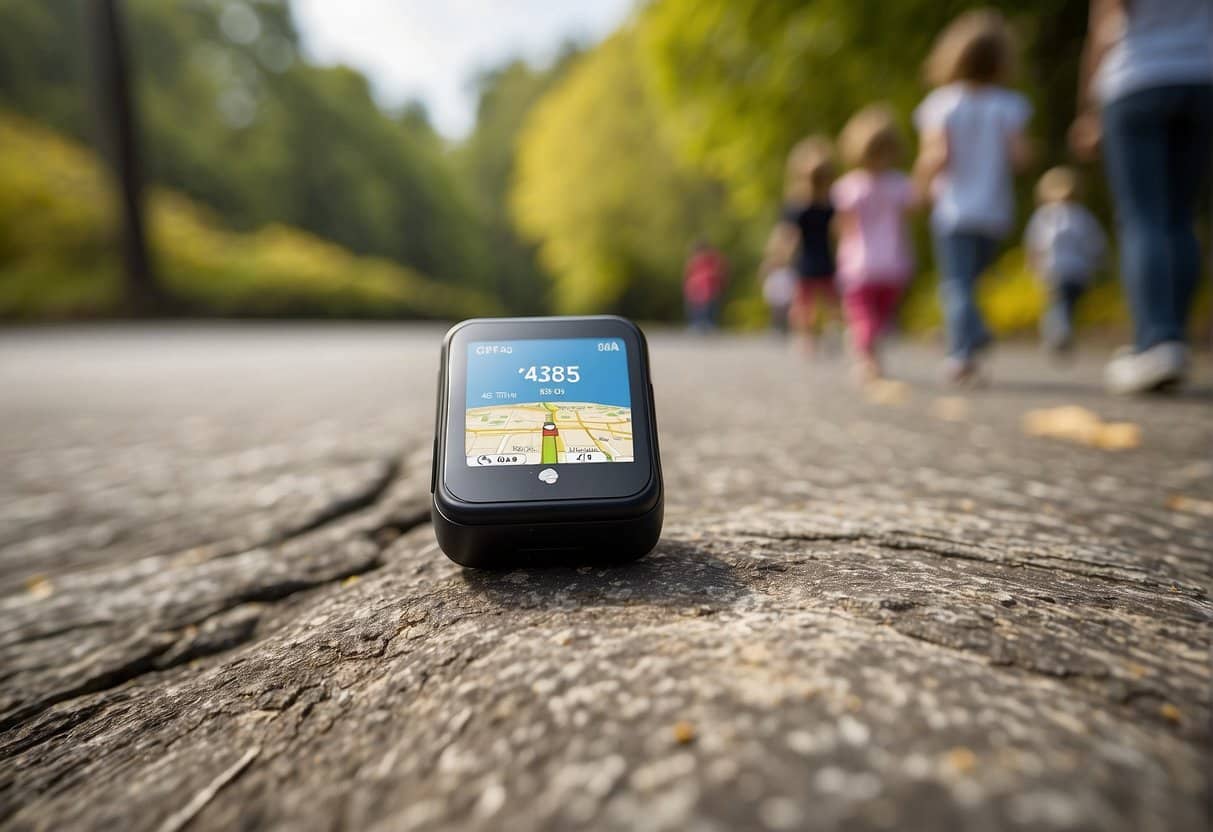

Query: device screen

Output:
[465, 338, 632, 467]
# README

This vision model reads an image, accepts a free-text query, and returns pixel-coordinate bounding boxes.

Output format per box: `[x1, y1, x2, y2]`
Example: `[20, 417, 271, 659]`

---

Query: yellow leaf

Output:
[1165, 494, 1213, 517]
[25, 575, 53, 600]
[931, 396, 969, 422]
[864, 379, 910, 407]
[671, 720, 697, 744]
[944, 746, 977, 775]
[1022, 406, 1140, 451]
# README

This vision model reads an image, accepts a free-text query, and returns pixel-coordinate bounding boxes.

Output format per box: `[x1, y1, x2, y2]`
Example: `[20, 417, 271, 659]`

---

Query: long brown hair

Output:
[784, 135, 835, 203]
[924, 8, 1017, 87]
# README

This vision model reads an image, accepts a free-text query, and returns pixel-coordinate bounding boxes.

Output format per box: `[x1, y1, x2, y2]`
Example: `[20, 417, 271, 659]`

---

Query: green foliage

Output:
[0, 0, 492, 296]
[0, 113, 496, 319]
[454, 53, 580, 314]
[0, 0, 1182, 334]
[511, 33, 749, 318]
[636, 0, 1152, 336]
[0, 0, 91, 138]
[899, 250, 1134, 339]
[639, 0, 1090, 220]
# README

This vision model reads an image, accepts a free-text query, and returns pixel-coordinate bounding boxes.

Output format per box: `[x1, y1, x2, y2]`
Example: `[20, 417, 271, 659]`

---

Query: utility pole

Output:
[87, 0, 162, 314]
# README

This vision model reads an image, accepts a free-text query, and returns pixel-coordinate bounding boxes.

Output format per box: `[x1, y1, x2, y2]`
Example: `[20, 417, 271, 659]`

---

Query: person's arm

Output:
[1004, 92, 1035, 174]
[1085, 209, 1108, 263]
[763, 222, 800, 272]
[1070, 0, 1125, 160]
[913, 129, 948, 201]
[1023, 212, 1044, 275]
[901, 172, 926, 212]
[1008, 130, 1033, 174]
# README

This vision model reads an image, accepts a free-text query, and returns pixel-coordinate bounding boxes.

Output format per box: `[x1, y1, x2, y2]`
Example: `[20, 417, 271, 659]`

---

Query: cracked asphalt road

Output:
[1, 324, 1209, 831]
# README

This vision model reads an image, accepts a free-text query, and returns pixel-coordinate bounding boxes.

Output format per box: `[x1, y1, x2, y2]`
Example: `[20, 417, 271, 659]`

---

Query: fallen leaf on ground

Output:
[1158, 703, 1182, 724]
[672, 720, 697, 744]
[931, 396, 970, 422]
[864, 379, 910, 406]
[739, 644, 771, 665]
[1166, 494, 1213, 517]
[25, 575, 53, 600]
[1022, 406, 1141, 450]
[1093, 421, 1141, 450]
[944, 746, 977, 775]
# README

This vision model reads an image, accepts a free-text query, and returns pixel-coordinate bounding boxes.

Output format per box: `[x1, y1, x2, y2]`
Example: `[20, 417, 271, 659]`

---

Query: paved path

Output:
[1, 325, 1209, 831]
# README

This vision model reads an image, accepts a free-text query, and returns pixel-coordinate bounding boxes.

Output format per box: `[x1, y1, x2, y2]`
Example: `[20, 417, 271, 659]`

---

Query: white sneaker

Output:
[1104, 341, 1187, 395]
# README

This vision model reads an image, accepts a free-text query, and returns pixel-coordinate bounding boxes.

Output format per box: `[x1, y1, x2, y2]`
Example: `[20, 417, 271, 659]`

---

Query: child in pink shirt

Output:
[831, 105, 917, 380]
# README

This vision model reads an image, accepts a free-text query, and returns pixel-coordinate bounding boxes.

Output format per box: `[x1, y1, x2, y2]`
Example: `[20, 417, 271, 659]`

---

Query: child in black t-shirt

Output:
[763, 136, 838, 353]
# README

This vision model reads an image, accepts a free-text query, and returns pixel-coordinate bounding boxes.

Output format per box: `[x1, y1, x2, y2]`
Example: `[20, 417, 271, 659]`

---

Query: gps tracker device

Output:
[431, 316, 663, 568]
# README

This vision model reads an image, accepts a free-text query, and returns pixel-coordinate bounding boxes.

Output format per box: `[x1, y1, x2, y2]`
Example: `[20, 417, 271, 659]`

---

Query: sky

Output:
[291, 0, 635, 139]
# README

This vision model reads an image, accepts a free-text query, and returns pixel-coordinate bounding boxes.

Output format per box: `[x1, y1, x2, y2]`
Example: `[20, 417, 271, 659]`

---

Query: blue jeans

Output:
[1102, 83, 1213, 350]
[1043, 281, 1085, 347]
[686, 298, 719, 330]
[933, 231, 998, 359]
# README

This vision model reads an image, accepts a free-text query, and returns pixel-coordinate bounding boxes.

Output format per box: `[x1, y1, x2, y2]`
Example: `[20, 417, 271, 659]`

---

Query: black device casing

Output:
[431, 316, 663, 568]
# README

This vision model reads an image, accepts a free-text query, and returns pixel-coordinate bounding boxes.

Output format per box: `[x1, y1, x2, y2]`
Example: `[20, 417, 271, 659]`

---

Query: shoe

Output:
[943, 356, 982, 387]
[1104, 341, 1187, 395]
[1041, 317, 1075, 357]
[1044, 333, 1076, 364]
[854, 354, 882, 385]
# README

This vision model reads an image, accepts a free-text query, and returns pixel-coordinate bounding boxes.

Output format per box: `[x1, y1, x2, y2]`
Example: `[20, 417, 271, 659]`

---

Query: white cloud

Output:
[291, 0, 634, 138]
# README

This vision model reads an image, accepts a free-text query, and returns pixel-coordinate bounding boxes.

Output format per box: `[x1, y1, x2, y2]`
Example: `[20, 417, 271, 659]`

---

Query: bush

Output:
[899, 246, 1135, 338]
[0, 113, 498, 320]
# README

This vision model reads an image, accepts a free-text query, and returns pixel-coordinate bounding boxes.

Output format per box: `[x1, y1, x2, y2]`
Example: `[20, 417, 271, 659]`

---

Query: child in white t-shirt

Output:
[913, 9, 1032, 384]
[1024, 167, 1106, 354]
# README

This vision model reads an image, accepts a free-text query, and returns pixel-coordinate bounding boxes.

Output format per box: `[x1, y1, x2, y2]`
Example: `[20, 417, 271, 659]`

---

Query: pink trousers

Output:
[842, 283, 903, 357]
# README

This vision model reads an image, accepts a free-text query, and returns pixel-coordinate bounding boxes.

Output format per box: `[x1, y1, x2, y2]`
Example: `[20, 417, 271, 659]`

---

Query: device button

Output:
[537, 468, 559, 484]
[430, 437, 438, 493]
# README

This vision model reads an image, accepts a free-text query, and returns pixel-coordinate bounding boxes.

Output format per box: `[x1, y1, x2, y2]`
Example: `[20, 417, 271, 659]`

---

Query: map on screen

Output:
[464, 338, 633, 467]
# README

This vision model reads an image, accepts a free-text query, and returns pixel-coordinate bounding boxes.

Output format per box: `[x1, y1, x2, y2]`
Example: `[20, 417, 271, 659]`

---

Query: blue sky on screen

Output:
[292, 0, 635, 138]
[466, 339, 632, 409]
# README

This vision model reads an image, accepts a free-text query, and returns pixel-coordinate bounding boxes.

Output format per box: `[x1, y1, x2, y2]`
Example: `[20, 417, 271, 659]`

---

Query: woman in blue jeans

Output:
[1072, 0, 1213, 394]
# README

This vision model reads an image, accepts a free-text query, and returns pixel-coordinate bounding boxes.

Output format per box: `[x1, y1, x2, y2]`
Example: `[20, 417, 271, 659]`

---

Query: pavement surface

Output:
[0, 324, 1210, 832]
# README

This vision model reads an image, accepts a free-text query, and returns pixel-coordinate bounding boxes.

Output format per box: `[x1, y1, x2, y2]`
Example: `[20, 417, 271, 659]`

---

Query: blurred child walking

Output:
[762, 265, 797, 335]
[913, 9, 1032, 383]
[1024, 166, 1106, 355]
[683, 239, 728, 331]
[766, 136, 838, 353]
[832, 105, 918, 381]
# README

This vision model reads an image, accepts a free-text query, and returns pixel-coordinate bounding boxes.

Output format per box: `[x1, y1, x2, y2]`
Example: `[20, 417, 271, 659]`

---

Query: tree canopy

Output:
[511, 32, 741, 318]
[639, 0, 1090, 219]
[454, 51, 580, 314]
[1, 0, 1149, 331]
[0, 0, 489, 294]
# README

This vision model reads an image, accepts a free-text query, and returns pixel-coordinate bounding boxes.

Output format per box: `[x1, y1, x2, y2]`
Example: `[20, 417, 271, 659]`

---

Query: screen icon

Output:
[537, 468, 559, 484]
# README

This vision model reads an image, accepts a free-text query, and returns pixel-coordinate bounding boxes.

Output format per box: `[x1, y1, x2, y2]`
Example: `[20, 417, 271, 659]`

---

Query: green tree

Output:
[455, 51, 580, 314]
[511, 32, 741, 318]
[0, 0, 90, 138]
[639, 0, 1089, 219]
[0, 0, 493, 297]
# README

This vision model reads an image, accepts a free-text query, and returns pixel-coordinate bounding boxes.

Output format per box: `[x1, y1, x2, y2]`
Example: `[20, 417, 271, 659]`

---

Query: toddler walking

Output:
[913, 9, 1032, 383]
[832, 105, 917, 381]
[762, 265, 797, 335]
[766, 136, 838, 352]
[1024, 166, 1106, 354]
